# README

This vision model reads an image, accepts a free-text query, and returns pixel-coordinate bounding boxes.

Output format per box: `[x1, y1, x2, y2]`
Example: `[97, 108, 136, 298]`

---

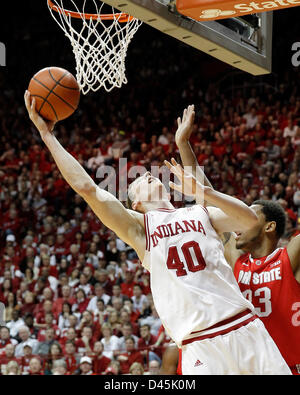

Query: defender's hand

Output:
[24, 90, 56, 140]
[175, 104, 195, 146]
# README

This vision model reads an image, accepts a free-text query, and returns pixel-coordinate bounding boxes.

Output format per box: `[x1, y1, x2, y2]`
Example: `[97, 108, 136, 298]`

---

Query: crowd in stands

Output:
[0, 9, 300, 374]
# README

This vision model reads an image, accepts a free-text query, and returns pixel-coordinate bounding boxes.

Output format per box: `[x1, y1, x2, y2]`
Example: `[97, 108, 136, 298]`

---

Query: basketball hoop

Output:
[47, 0, 142, 94]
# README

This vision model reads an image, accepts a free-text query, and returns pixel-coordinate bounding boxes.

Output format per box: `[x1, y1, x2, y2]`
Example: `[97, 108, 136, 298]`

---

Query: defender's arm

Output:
[165, 158, 259, 234]
[175, 106, 243, 267]
[286, 234, 300, 274]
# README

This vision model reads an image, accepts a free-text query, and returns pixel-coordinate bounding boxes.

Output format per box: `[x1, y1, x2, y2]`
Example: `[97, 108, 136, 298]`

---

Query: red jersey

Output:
[234, 247, 300, 375]
[93, 355, 111, 374]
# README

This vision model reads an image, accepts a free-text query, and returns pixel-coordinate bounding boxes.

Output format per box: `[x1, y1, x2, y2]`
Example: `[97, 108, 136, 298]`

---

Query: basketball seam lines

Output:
[33, 76, 76, 113]
[48, 68, 80, 91]
[36, 70, 69, 119]
[30, 94, 59, 122]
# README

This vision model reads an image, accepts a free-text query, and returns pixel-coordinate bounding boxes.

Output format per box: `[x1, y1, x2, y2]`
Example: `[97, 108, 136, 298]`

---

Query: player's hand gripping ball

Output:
[28, 67, 80, 122]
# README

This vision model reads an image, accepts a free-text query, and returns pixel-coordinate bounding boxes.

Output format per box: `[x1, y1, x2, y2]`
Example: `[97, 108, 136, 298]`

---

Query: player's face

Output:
[130, 172, 169, 208]
[235, 205, 266, 251]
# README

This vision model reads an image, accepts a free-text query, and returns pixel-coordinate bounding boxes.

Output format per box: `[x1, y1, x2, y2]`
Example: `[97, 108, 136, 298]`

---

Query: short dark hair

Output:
[252, 200, 286, 239]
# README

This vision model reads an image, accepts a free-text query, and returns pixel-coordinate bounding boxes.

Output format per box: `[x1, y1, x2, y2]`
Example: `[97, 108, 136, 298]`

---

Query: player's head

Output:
[127, 171, 170, 213]
[235, 200, 286, 251]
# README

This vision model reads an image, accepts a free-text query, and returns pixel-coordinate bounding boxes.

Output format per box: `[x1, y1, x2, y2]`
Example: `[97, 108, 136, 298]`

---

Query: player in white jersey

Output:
[25, 92, 291, 374]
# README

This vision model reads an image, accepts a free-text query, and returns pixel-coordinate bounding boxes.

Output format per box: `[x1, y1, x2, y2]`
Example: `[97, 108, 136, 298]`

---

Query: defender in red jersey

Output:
[176, 105, 300, 375]
[234, 244, 300, 375]
[227, 200, 300, 375]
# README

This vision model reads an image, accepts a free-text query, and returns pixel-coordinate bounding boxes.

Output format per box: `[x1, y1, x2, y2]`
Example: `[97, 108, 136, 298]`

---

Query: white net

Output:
[48, 0, 142, 94]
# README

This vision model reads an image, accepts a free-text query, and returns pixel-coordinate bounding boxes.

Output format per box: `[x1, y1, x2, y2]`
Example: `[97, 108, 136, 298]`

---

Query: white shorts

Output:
[181, 311, 291, 375]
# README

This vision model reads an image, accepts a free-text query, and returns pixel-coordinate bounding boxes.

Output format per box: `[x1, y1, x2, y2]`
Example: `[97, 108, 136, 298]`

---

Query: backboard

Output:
[101, 0, 273, 75]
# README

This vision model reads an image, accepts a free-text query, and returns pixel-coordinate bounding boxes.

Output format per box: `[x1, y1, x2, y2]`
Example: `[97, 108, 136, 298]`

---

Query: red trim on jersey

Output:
[156, 208, 176, 212]
[182, 309, 257, 345]
[144, 214, 150, 251]
[200, 205, 209, 215]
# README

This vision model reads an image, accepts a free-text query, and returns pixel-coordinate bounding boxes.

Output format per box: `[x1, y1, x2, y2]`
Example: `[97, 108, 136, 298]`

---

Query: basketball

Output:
[28, 67, 80, 122]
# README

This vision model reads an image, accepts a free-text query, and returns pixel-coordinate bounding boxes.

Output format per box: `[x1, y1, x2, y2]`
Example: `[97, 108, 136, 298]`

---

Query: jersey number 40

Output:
[166, 241, 206, 277]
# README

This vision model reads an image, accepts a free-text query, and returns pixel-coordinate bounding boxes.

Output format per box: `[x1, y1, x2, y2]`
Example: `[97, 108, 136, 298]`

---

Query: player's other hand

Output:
[165, 158, 206, 198]
[175, 104, 195, 146]
[24, 90, 56, 140]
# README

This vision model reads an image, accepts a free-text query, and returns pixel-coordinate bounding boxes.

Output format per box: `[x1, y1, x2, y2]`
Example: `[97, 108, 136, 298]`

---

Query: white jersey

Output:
[142, 205, 254, 347]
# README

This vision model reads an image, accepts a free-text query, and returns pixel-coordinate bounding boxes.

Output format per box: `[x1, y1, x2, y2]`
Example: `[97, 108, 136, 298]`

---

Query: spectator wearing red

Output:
[123, 299, 140, 324]
[92, 341, 111, 374]
[0, 327, 17, 354]
[34, 300, 56, 329]
[211, 132, 226, 157]
[79, 221, 92, 242]
[116, 336, 144, 374]
[38, 254, 59, 279]
[77, 310, 101, 344]
[20, 291, 36, 317]
[120, 269, 137, 298]
[0, 278, 13, 304]
[77, 326, 96, 356]
[0, 343, 19, 375]
[53, 234, 70, 259]
[69, 289, 88, 315]
[32, 279, 51, 308]
[59, 327, 80, 352]
[19, 343, 35, 374]
[64, 340, 80, 374]
[73, 232, 88, 254]
[119, 309, 139, 336]
[28, 357, 44, 375]
[23, 268, 36, 292]
[94, 269, 113, 296]
[52, 285, 76, 316]
[140, 327, 162, 370]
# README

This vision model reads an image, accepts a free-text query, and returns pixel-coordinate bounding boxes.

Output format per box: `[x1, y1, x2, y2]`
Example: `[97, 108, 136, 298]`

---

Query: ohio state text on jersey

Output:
[234, 248, 300, 374]
[142, 205, 254, 347]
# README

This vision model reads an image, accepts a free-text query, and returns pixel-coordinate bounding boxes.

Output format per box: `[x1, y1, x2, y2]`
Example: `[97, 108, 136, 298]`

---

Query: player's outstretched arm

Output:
[286, 234, 300, 274]
[165, 158, 259, 234]
[175, 104, 213, 191]
[24, 91, 145, 259]
[175, 105, 242, 267]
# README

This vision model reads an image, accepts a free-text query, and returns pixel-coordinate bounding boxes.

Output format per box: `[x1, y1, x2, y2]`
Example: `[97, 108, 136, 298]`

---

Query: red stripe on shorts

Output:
[182, 309, 258, 346]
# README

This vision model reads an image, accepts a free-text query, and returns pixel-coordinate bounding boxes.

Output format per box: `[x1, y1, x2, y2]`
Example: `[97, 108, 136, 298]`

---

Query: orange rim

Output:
[48, 0, 134, 22]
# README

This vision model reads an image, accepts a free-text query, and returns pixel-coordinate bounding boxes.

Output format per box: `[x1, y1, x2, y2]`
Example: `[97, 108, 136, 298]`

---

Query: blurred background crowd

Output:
[0, 2, 300, 375]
